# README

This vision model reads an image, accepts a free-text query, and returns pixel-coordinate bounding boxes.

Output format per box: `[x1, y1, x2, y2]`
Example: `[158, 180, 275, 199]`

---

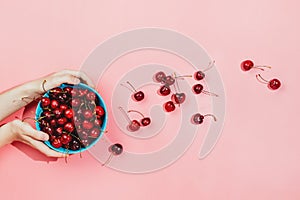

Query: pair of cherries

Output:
[119, 107, 151, 132]
[241, 60, 281, 90]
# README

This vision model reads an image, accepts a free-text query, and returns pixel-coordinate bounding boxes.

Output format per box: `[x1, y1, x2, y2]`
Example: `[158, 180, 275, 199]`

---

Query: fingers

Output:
[16, 121, 49, 141]
[57, 70, 95, 88]
[23, 135, 67, 158]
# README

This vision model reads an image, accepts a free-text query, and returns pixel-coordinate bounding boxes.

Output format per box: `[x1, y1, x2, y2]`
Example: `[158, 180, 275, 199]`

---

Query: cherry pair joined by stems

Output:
[118, 107, 151, 132]
[240, 60, 271, 71]
[192, 113, 217, 124]
[102, 143, 123, 166]
[121, 81, 145, 102]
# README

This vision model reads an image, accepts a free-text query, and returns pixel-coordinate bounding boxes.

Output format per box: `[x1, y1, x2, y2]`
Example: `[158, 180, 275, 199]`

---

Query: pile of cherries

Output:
[37, 84, 105, 151]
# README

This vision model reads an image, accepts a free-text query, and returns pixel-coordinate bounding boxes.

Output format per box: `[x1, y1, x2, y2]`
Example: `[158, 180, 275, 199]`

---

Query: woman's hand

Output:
[0, 120, 66, 157]
[37, 69, 95, 94]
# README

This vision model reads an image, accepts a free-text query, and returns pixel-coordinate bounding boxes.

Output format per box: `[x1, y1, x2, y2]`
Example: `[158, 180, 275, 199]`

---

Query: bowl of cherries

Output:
[35, 83, 107, 154]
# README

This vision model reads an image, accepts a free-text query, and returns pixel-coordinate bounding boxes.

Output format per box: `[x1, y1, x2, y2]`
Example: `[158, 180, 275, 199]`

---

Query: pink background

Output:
[0, 0, 299, 199]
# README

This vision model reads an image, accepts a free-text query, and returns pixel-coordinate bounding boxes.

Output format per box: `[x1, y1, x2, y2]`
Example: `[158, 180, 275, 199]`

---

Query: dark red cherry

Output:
[61, 133, 72, 145]
[64, 122, 74, 133]
[194, 71, 205, 80]
[70, 88, 79, 97]
[53, 108, 63, 118]
[49, 119, 57, 127]
[89, 128, 100, 138]
[55, 127, 63, 136]
[51, 138, 62, 148]
[50, 100, 59, 109]
[268, 79, 281, 90]
[162, 75, 175, 86]
[71, 98, 81, 108]
[159, 85, 171, 96]
[43, 126, 53, 135]
[41, 97, 50, 107]
[94, 118, 102, 127]
[42, 111, 53, 120]
[141, 117, 151, 126]
[64, 109, 74, 119]
[241, 60, 254, 71]
[133, 91, 145, 101]
[78, 89, 88, 97]
[63, 87, 73, 94]
[109, 143, 123, 155]
[164, 101, 176, 112]
[57, 117, 67, 126]
[83, 109, 93, 119]
[86, 91, 96, 101]
[82, 120, 94, 130]
[59, 104, 68, 111]
[171, 93, 186, 104]
[193, 113, 204, 124]
[95, 106, 105, 116]
[128, 120, 141, 132]
[78, 130, 89, 140]
[70, 140, 81, 150]
[193, 84, 204, 94]
[154, 71, 166, 83]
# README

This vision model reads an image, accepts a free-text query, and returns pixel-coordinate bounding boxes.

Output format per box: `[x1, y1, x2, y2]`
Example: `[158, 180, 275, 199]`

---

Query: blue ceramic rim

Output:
[35, 83, 108, 154]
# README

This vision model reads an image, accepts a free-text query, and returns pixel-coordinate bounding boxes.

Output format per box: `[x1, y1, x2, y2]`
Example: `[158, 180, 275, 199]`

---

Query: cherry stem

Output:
[120, 83, 135, 93]
[128, 110, 145, 118]
[118, 106, 132, 124]
[254, 65, 271, 71]
[126, 81, 137, 92]
[102, 153, 113, 166]
[175, 75, 193, 79]
[256, 74, 269, 84]
[173, 73, 181, 93]
[203, 114, 217, 121]
[42, 80, 47, 92]
[203, 60, 215, 72]
[203, 90, 219, 97]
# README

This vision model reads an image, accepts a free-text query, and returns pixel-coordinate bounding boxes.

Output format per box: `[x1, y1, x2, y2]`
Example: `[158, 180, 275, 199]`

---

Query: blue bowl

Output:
[35, 83, 108, 154]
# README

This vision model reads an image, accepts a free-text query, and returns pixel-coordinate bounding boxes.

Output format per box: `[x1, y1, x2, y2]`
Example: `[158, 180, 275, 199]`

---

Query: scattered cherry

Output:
[102, 143, 123, 166]
[192, 113, 217, 124]
[154, 71, 166, 83]
[171, 93, 186, 105]
[241, 60, 271, 71]
[256, 74, 281, 90]
[158, 85, 171, 96]
[164, 101, 176, 112]
[194, 60, 215, 80]
[192, 84, 218, 96]
[121, 81, 144, 102]
[119, 106, 141, 132]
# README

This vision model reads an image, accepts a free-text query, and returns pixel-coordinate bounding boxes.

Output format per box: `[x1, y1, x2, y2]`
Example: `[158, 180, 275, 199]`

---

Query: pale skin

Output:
[0, 70, 94, 157]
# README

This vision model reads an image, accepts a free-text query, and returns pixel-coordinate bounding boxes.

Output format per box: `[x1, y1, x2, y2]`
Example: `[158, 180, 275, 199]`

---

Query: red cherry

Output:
[194, 71, 205, 80]
[50, 119, 57, 127]
[59, 104, 68, 111]
[94, 118, 102, 127]
[57, 117, 67, 126]
[78, 89, 88, 97]
[43, 126, 53, 135]
[141, 117, 151, 126]
[41, 97, 50, 107]
[268, 78, 281, 90]
[159, 85, 171, 96]
[192, 113, 217, 124]
[240, 60, 254, 71]
[78, 130, 89, 140]
[256, 74, 281, 90]
[53, 108, 63, 118]
[71, 98, 81, 108]
[50, 100, 59, 109]
[82, 120, 94, 130]
[55, 127, 63, 136]
[42, 111, 53, 120]
[164, 101, 176, 112]
[89, 128, 100, 138]
[61, 133, 72, 145]
[171, 93, 186, 104]
[70, 88, 79, 96]
[162, 75, 175, 86]
[64, 122, 74, 133]
[193, 84, 204, 94]
[51, 138, 62, 148]
[83, 109, 93, 119]
[133, 91, 145, 101]
[86, 91, 96, 101]
[154, 71, 166, 83]
[63, 87, 73, 94]
[128, 120, 140, 132]
[95, 106, 105, 116]
[64, 109, 74, 119]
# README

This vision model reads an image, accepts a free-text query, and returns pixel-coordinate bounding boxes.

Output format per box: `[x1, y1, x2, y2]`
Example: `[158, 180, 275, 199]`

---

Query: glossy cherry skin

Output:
[193, 84, 204, 94]
[55, 127, 63, 136]
[51, 138, 62, 148]
[141, 117, 151, 126]
[164, 101, 176, 112]
[83, 109, 93, 119]
[154, 71, 166, 83]
[41, 97, 50, 107]
[50, 100, 59, 109]
[64, 122, 74, 133]
[82, 120, 94, 130]
[64, 109, 74, 119]
[133, 91, 145, 101]
[59, 104, 68, 111]
[159, 85, 171, 96]
[42, 111, 53, 120]
[268, 79, 281, 90]
[53, 108, 63, 118]
[162, 75, 175, 86]
[171, 93, 186, 104]
[90, 128, 100, 138]
[109, 143, 123, 155]
[194, 71, 205, 80]
[96, 106, 105, 116]
[128, 120, 141, 132]
[193, 113, 204, 124]
[241, 60, 254, 71]
[86, 91, 96, 101]
[71, 98, 81, 108]
[70, 140, 81, 150]
[57, 117, 67, 126]
[61, 133, 72, 145]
